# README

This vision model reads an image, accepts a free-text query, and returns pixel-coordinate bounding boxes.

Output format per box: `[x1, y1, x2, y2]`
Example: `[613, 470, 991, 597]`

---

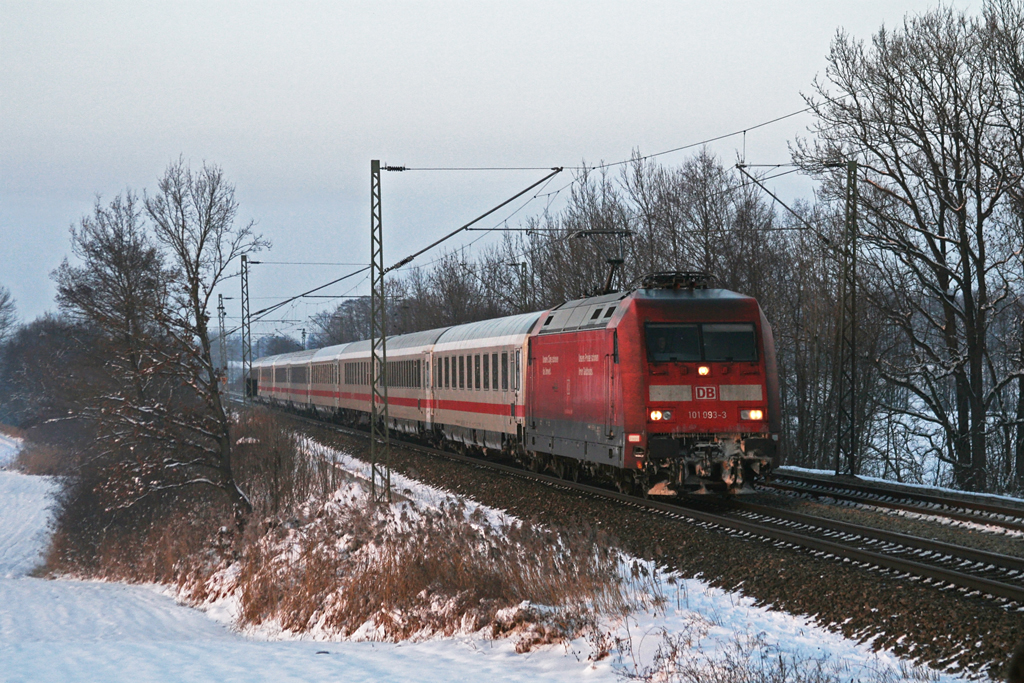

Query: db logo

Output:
[695, 386, 717, 400]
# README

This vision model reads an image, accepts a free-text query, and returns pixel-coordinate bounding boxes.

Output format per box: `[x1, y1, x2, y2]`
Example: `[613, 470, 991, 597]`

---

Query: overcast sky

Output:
[1, 0, 947, 339]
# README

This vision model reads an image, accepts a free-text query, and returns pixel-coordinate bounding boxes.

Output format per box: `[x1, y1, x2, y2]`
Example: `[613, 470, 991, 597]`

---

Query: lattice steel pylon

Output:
[241, 254, 252, 404]
[834, 160, 858, 476]
[369, 160, 392, 504]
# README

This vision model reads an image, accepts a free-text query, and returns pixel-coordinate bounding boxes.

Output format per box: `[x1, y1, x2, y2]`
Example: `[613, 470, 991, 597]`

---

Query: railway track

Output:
[270, 406, 1024, 606]
[768, 470, 1024, 533]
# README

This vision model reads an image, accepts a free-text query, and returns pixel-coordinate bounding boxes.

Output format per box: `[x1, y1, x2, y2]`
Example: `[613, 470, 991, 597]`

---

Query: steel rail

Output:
[727, 499, 1024, 574]
[271, 408, 1024, 604]
[767, 474, 1024, 533]
[774, 471, 1024, 518]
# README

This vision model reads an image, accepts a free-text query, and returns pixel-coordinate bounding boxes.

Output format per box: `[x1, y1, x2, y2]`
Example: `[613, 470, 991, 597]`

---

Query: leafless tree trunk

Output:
[795, 5, 1024, 491]
[146, 158, 269, 527]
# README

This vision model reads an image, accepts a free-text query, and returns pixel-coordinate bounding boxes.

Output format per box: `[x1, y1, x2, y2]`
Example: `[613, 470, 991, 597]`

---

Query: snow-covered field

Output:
[0, 440, 985, 682]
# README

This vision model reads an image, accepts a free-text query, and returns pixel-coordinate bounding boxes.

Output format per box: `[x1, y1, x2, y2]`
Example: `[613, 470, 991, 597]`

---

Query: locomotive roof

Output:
[634, 287, 754, 302]
[255, 288, 758, 365]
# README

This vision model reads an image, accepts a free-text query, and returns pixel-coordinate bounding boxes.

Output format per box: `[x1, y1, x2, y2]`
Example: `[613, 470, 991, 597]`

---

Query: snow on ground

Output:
[0, 431, 23, 468]
[0, 471, 53, 579]
[0, 441, 987, 682]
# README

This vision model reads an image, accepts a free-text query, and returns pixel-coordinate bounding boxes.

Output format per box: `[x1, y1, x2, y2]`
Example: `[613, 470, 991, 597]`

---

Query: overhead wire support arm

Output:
[734, 164, 833, 248]
[381, 167, 564, 275]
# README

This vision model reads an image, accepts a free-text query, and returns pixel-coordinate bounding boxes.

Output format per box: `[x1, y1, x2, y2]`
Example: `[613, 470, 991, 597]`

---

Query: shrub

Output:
[219, 488, 645, 645]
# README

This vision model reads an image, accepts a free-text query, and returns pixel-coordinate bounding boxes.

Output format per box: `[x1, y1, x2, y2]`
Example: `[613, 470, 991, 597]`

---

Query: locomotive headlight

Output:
[662, 410, 672, 420]
[698, 365, 710, 376]
[649, 409, 663, 421]
[740, 409, 764, 421]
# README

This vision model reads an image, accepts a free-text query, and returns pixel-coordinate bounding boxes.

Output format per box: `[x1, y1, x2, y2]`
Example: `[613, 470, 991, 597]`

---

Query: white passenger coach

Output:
[251, 312, 543, 452]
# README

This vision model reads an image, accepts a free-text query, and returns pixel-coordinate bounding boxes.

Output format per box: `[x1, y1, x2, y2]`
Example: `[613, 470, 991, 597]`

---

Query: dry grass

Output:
[39, 407, 649, 651]
[13, 442, 66, 476]
[0, 422, 26, 439]
[206, 488, 646, 646]
[613, 616, 940, 683]
[232, 408, 340, 520]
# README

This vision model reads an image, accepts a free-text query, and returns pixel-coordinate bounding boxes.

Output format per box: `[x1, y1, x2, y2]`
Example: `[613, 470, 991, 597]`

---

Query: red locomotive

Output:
[253, 272, 780, 494]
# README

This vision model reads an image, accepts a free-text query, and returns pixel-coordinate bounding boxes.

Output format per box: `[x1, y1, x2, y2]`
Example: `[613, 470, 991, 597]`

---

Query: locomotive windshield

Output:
[645, 323, 757, 362]
[645, 324, 701, 362]
[702, 323, 757, 361]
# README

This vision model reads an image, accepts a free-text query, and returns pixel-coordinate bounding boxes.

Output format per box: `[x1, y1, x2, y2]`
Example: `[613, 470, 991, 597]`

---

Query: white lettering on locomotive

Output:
[578, 353, 599, 363]
[695, 386, 718, 400]
[542, 355, 559, 364]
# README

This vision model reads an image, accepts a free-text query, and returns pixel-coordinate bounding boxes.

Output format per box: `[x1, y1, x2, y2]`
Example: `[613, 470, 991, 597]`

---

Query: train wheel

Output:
[633, 473, 650, 499]
[551, 458, 565, 479]
[528, 453, 543, 473]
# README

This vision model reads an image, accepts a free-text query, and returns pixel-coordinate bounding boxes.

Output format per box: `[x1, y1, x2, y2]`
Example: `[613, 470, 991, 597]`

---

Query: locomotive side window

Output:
[501, 352, 509, 391]
[646, 324, 701, 362]
[703, 324, 757, 361]
[483, 354, 490, 390]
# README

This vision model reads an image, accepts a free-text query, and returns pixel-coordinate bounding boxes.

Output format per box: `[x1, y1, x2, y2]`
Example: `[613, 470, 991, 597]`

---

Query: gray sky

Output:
[1, 0, 945, 339]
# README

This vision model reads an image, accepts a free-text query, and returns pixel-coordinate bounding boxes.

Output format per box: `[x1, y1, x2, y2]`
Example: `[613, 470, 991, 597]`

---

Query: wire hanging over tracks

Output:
[382, 167, 563, 275]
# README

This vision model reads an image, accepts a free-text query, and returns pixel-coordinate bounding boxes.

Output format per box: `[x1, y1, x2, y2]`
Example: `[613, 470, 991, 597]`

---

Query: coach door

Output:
[424, 352, 433, 425]
[604, 331, 617, 439]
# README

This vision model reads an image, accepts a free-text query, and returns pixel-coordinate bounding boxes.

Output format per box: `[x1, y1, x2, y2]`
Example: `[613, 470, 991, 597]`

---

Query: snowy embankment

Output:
[0, 435, 986, 682]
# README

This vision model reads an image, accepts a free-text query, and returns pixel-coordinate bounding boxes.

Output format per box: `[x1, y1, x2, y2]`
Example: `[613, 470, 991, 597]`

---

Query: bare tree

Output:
[144, 158, 269, 527]
[53, 191, 167, 402]
[0, 286, 16, 345]
[795, 5, 1024, 491]
[984, 0, 1024, 488]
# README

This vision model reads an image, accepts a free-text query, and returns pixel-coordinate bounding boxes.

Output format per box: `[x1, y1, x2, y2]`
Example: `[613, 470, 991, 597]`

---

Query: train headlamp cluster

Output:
[740, 409, 764, 421]
[649, 409, 672, 421]
[697, 365, 710, 376]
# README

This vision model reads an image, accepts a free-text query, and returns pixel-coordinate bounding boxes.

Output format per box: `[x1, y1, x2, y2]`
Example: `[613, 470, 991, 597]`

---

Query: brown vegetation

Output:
[208, 493, 639, 645]
[39, 407, 636, 649]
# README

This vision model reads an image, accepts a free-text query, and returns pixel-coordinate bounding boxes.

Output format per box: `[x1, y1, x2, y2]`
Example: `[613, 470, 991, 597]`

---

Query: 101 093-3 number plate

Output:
[689, 410, 727, 420]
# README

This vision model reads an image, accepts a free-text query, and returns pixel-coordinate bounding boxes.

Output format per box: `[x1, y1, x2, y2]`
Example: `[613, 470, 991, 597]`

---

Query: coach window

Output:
[444, 357, 449, 388]
[459, 356, 465, 389]
[515, 350, 521, 390]
[483, 354, 490, 390]
[492, 353, 499, 390]
[475, 355, 481, 390]
[501, 352, 508, 391]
